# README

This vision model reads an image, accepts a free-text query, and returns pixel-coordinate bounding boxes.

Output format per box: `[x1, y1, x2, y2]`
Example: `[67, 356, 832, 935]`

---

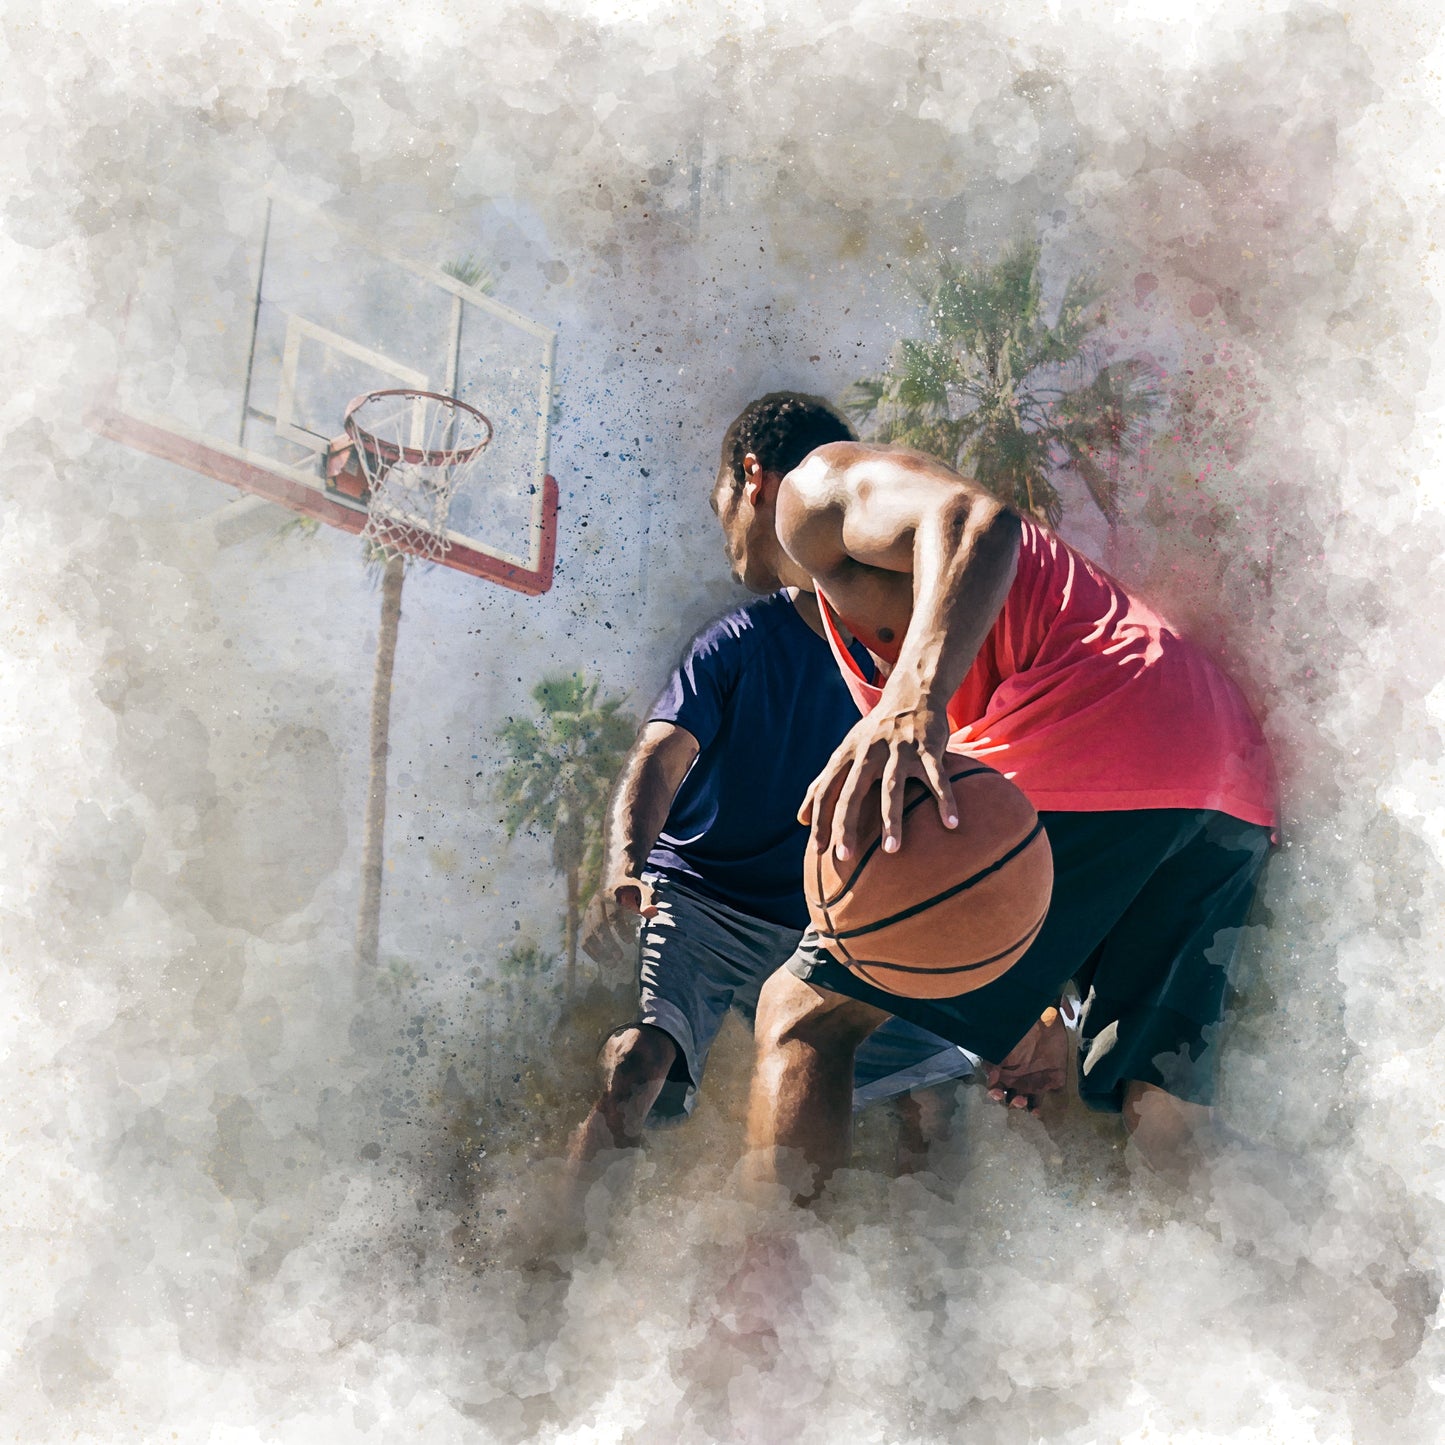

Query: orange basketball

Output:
[806, 756, 1053, 1000]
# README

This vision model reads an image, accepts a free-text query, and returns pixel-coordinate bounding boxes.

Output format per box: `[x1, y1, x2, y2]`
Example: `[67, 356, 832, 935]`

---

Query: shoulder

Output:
[784, 441, 1009, 504]
[776, 443, 1012, 569]
[682, 592, 790, 667]
[777, 441, 869, 509]
[774, 445, 860, 575]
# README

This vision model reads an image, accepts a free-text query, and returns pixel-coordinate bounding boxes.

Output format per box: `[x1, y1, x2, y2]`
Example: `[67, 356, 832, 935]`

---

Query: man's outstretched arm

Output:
[780, 443, 1020, 858]
[581, 721, 699, 965]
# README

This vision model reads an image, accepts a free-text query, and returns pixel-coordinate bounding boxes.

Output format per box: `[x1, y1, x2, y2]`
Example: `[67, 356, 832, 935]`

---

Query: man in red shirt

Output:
[711, 393, 1276, 1199]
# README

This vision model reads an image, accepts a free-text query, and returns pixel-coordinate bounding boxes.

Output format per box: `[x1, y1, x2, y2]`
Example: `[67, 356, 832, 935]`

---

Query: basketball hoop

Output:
[326, 389, 494, 564]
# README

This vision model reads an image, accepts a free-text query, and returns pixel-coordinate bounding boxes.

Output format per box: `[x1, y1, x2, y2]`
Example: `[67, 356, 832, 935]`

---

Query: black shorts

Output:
[786, 809, 1272, 1112]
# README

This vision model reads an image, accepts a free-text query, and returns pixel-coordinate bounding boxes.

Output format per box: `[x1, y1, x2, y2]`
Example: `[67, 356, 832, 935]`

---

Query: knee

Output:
[754, 970, 876, 1057]
[598, 1025, 675, 1096]
[754, 974, 828, 1055]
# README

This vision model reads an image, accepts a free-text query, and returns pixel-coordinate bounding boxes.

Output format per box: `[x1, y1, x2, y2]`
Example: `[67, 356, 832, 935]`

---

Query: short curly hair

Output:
[719, 392, 856, 490]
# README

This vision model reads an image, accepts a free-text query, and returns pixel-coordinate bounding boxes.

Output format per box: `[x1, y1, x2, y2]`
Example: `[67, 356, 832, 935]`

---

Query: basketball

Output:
[806, 756, 1053, 999]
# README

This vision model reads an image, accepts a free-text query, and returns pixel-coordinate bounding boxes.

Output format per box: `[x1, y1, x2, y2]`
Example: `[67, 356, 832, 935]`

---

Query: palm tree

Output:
[355, 254, 498, 973]
[495, 676, 638, 995]
[841, 240, 1161, 529]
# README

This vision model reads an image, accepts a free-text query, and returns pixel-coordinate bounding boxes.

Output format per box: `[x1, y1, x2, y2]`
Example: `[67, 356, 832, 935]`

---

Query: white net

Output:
[347, 392, 492, 564]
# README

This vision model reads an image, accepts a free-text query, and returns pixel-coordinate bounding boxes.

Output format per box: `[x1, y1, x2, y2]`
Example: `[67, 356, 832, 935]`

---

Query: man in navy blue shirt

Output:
[571, 587, 973, 1183]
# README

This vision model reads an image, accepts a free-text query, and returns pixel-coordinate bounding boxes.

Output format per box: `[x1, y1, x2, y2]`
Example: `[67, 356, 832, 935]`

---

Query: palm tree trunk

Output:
[358, 553, 406, 971]
[564, 866, 580, 996]
[480, 994, 493, 1102]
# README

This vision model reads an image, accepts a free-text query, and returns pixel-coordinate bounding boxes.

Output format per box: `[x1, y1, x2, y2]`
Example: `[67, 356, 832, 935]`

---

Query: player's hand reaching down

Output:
[798, 699, 956, 860]
[983, 1007, 1068, 1114]
[581, 875, 658, 967]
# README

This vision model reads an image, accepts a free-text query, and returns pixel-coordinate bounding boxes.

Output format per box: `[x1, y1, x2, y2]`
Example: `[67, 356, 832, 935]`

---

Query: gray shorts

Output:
[637, 874, 974, 1122]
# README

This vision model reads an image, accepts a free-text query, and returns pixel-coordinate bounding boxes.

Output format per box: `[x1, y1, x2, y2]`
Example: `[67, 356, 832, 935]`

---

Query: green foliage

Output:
[441, 254, 497, 294]
[276, 514, 322, 541]
[498, 938, 558, 981]
[360, 535, 397, 586]
[495, 674, 638, 898]
[374, 956, 419, 996]
[842, 240, 1163, 527]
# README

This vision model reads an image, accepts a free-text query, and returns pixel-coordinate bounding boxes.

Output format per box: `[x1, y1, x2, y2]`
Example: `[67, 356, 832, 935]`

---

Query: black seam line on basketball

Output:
[814, 827, 859, 965]
[817, 764, 994, 908]
[837, 904, 1046, 979]
[848, 906, 1049, 977]
[825, 818, 1047, 941]
[815, 765, 996, 909]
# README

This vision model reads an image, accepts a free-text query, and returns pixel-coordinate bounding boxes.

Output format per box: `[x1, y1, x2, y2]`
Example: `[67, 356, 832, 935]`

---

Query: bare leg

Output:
[893, 1084, 959, 1177]
[1121, 1080, 1219, 1183]
[529, 1023, 678, 1254]
[742, 969, 890, 1204]
[568, 1023, 677, 1165]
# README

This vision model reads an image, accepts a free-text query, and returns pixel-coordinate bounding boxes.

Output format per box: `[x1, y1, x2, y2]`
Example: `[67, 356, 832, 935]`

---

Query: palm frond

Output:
[842, 242, 1166, 528]
[1062, 450, 1122, 527]
[839, 377, 888, 427]
[966, 421, 1060, 525]
[442, 254, 496, 293]
[932, 240, 1042, 354]
[893, 338, 958, 412]
[493, 672, 639, 877]
[1054, 360, 1163, 456]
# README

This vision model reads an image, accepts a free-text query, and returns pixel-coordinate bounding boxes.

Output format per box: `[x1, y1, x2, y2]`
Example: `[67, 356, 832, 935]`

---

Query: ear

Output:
[741, 452, 771, 506]
[745, 456, 780, 514]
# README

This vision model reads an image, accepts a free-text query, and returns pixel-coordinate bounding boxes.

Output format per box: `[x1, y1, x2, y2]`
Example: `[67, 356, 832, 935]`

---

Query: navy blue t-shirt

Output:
[646, 591, 874, 929]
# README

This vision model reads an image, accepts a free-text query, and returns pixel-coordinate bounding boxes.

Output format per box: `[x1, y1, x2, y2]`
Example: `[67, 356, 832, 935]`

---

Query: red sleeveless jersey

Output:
[817, 518, 1277, 829]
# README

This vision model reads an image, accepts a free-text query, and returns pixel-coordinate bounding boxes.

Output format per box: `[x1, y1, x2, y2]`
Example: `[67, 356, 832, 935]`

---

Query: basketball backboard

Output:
[92, 188, 558, 594]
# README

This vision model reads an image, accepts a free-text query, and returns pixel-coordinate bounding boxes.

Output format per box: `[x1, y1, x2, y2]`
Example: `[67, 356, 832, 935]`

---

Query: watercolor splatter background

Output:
[4, 0, 1445, 1439]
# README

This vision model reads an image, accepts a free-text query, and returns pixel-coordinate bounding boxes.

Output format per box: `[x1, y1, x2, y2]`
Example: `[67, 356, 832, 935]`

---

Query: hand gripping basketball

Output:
[805, 754, 1053, 1001]
[799, 702, 957, 861]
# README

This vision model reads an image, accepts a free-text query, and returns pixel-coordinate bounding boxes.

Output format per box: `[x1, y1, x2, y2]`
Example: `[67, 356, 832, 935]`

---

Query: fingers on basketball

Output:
[805, 757, 1053, 1002]
[986, 1087, 1041, 1114]
[918, 749, 958, 829]
[798, 771, 820, 827]
[879, 754, 907, 853]
[880, 746, 954, 850]
[806, 762, 848, 855]
[833, 754, 879, 859]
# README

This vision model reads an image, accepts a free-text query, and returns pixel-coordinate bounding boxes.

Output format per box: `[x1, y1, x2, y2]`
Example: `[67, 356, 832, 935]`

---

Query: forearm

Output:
[600, 721, 698, 885]
[782, 444, 1025, 851]
[885, 496, 1019, 713]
